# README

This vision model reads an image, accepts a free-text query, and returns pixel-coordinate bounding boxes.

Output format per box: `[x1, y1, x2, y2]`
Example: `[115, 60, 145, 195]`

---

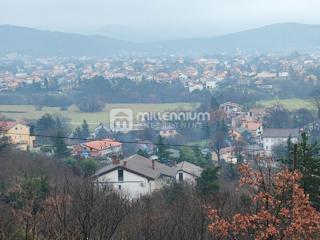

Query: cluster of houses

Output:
[0, 101, 303, 198]
[3, 52, 320, 93]
[0, 119, 204, 198]
[216, 102, 300, 162]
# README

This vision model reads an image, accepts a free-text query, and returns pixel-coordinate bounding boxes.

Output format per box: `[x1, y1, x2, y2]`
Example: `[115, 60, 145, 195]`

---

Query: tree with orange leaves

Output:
[208, 158, 320, 240]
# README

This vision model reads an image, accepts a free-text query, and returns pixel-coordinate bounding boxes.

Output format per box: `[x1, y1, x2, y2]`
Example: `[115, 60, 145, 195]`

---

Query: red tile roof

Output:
[244, 121, 262, 131]
[83, 139, 122, 151]
[0, 121, 19, 131]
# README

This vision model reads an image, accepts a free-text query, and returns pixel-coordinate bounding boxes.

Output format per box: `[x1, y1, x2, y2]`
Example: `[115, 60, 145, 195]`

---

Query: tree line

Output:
[1, 133, 320, 239]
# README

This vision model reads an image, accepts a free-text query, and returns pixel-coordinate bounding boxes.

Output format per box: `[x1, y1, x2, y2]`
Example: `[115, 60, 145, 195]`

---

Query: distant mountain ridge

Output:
[155, 22, 320, 54]
[1, 23, 320, 56]
[0, 25, 136, 56]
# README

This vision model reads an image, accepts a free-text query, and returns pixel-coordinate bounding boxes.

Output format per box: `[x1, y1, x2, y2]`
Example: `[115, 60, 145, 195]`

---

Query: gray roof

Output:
[262, 128, 299, 138]
[95, 154, 175, 180]
[175, 161, 203, 177]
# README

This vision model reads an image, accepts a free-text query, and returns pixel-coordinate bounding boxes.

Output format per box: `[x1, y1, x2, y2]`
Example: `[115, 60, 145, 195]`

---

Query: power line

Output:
[3, 131, 274, 153]
[3, 132, 206, 149]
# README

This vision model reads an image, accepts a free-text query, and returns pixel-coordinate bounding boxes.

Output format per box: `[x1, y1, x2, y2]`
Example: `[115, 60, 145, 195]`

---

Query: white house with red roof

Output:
[242, 121, 263, 139]
[73, 138, 122, 158]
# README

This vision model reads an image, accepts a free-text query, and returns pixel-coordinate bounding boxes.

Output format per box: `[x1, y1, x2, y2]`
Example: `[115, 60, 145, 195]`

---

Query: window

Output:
[118, 169, 123, 182]
[118, 185, 122, 190]
[179, 172, 183, 181]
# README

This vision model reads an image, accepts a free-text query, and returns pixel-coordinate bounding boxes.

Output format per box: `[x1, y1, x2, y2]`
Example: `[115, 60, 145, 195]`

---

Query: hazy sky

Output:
[1, 0, 320, 39]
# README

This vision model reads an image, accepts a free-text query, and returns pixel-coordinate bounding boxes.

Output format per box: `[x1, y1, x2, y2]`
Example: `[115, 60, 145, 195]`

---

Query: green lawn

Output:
[187, 140, 209, 147]
[257, 98, 314, 111]
[0, 103, 199, 128]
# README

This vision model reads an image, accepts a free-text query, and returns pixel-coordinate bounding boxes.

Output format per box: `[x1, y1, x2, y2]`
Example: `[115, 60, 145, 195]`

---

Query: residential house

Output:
[231, 127, 252, 142]
[188, 82, 204, 92]
[205, 80, 217, 90]
[73, 138, 122, 158]
[256, 71, 277, 80]
[157, 125, 179, 138]
[174, 161, 203, 184]
[220, 102, 242, 117]
[248, 108, 266, 122]
[95, 154, 175, 198]
[262, 129, 299, 151]
[242, 121, 263, 140]
[220, 147, 237, 164]
[0, 121, 35, 151]
[91, 123, 113, 139]
[212, 146, 237, 164]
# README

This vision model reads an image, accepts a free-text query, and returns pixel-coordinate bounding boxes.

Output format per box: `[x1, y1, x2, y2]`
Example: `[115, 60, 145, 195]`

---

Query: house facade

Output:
[95, 154, 175, 198]
[262, 128, 299, 151]
[220, 102, 242, 117]
[0, 121, 35, 151]
[91, 123, 113, 139]
[175, 161, 203, 184]
[242, 121, 263, 140]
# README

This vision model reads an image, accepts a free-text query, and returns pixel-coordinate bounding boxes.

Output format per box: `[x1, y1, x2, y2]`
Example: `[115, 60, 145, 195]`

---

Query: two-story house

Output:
[95, 154, 176, 198]
[220, 102, 242, 119]
[242, 121, 263, 141]
[0, 121, 35, 151]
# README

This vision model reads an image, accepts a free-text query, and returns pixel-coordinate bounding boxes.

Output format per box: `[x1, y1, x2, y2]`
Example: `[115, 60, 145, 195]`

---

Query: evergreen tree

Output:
[73, 126, 83, 139]
[80, 158, 97, 176]
[210, 96, 219, 111]
[296, 133, 320, 209]
[179, 145, 209, 167]
[156, 135, 169, 164]
[81, 120, 90, 139]
[137, 149, 149, 158]
[196, 167, 219, 197]
[44, 77, 49, 89]
[95, 126, 109, 139]
[53, 131, 69, 158]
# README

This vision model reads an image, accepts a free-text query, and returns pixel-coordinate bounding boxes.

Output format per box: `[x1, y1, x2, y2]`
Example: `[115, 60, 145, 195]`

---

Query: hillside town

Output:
[0, 96, 313, 197]
[1, 53, 320, 93]
[2, 0, 320, 238]
[1, 51, 320, 199]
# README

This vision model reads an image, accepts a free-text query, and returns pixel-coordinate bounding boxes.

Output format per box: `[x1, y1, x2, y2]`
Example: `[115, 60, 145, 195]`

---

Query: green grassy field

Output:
[0, 103, 199, 128]
[187, 140, 209, 147]
[257, 98, 314, 111]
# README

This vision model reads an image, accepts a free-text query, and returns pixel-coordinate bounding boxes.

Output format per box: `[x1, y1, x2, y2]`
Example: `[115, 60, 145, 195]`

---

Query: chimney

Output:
[152, 159, 155, 170]
[123, 160, 127, 167]
[112, 155, 119, 165]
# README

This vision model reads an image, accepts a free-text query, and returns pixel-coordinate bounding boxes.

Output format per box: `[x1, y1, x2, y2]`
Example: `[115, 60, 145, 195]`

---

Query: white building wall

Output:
[98, 169, 153, 199]
[263, 137, 298, 151]
[175, 170, 197, 184]
[205, 81, 217, 89]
